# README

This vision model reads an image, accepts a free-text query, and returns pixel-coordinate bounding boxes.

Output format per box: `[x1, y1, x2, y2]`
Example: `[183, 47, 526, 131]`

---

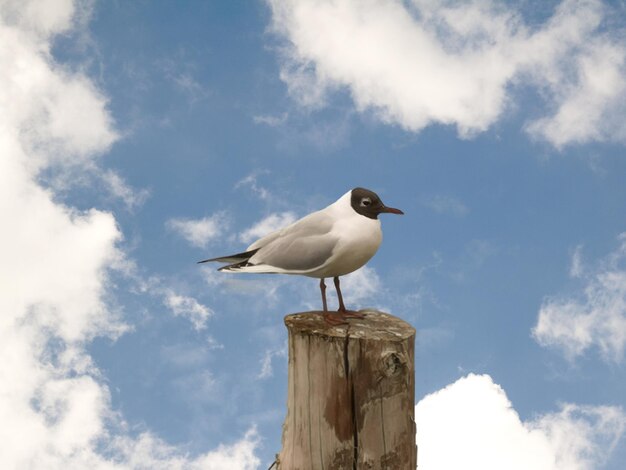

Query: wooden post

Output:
[277, 310, 416, 470]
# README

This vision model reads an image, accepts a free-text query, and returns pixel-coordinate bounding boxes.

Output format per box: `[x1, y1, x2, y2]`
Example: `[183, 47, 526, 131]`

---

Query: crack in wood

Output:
[342, 326, 359, 470]
[307, 335, 313, 463]
[380, 382, 387, 466]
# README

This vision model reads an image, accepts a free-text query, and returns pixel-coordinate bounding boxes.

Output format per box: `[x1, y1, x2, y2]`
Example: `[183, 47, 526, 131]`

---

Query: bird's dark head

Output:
[350, 187, 404, 219]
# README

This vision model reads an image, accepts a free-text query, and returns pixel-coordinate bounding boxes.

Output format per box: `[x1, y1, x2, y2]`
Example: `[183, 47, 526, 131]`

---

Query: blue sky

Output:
[3, 0, 626, 468]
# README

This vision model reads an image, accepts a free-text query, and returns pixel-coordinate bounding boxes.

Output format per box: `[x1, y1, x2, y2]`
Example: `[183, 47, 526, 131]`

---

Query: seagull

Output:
[198, 187, 403, 325]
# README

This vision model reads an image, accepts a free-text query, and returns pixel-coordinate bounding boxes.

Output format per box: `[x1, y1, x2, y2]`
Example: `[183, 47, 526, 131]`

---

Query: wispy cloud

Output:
[533, 234, 626, 363]
[239, 211, 297, 244]
[167, 212, 228, 248]
[172, 72, 211, 103]
[335, 266, 382, 307]
[416, 374, 626, 470]
[269, 0, 626, 148]
[570, 244, 585, 278]
[448, 239, 499, 283]
[101, 169, 150, 211]
[253, 112, 289, 127]
[421, 194, 469, 217]
[235, 170, 272, 201]
[164, 292, 214, 330]
[158, 55, 211, 105]
[271, 110, 353, 153]
[257, 341, 288, 379]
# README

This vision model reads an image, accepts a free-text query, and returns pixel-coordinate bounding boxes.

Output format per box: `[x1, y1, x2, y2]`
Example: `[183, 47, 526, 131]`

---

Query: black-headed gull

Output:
[199, 187, 403, 325]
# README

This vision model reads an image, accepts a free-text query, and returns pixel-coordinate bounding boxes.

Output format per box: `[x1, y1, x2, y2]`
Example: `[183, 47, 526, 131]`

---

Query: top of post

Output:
[284, 309, 415, 341]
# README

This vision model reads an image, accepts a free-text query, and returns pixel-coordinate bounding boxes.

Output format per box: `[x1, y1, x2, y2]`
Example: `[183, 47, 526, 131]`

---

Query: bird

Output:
[198, 187, 403, 325]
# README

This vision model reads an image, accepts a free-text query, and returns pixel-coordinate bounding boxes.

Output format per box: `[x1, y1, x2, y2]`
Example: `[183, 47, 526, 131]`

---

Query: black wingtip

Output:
[196, 248, 260, 266]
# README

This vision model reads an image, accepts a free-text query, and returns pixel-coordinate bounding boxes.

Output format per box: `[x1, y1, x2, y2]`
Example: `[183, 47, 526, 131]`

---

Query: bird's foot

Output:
[337, 308, 366, 319]
[322, 311, 348, 326]
[320, 309, 366, 326]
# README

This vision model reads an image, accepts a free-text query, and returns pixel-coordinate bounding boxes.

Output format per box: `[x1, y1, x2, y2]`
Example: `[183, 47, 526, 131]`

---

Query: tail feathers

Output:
[218, 260, 255, 272]
[219, 263, 282, 274]
[197, 248, 259, 264]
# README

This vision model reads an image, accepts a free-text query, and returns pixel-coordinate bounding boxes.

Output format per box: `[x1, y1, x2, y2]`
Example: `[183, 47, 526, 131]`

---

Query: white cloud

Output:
[533, 235, 626, 363]
[101, 169, 150, 211]
[0, 0, 77, 35]
[532, 403, 626, 470]
[235, 171, 272, 200]
[164, 292, 214, 330]
[167, 212, 228, 248]
[523, 3, 626, 147]
[1, 2, 116, 169]
[421, 194, 468, 216]
[257, 342, 288, 380]
[570, 244, 585, 278]
[336, 265, 382, 306]
[268, 0, 626, 148]
[239, 211, 297, 244]
[172, 72, 211, 103]
[416, 374, 625, 470]
[0, 1, 260, 468]
[253, 112, 288, 127]
[158, 56, 212, 105]
[111, 428, 260, 470]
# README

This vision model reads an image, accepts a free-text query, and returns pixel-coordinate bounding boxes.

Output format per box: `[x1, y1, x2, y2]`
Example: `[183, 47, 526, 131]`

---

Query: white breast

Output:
[309, 207, 382, 278]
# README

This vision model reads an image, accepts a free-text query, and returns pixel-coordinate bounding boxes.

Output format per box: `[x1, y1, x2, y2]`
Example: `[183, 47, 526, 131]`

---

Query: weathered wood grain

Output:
[277, 310, 416, 470]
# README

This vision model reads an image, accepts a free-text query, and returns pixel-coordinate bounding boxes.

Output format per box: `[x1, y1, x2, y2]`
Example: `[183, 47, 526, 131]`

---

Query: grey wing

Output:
[246, 230, 281, 252]
[251, 232, 338, 272]
[246, 209, 334, 251]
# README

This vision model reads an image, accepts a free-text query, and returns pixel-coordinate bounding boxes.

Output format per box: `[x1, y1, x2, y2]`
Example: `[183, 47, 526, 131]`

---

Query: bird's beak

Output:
[380, 205, 404, 215]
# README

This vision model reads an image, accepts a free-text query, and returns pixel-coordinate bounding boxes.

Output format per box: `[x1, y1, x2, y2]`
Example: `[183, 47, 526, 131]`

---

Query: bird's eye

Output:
[361, 198, 371, 207]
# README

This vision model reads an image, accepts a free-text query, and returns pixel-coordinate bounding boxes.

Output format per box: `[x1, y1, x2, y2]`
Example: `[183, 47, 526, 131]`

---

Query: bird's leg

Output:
[334, 276, 365, 319]
[320, 278, 328, 312]
[334, 276, 347, 312]
[320, 278, 347, 325]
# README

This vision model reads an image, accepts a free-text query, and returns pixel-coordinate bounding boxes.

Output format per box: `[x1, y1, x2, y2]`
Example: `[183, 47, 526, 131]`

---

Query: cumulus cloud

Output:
[167, 212, 228, 248]
[111, 428, 260, 470]
[268, 0, 626, 148]
[533, 234, 626, 363]
[239, 211, 298, 244]
[416, 374, 625, 470]
[0, 1, 259, 468]
[1, 2, 116, 167]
